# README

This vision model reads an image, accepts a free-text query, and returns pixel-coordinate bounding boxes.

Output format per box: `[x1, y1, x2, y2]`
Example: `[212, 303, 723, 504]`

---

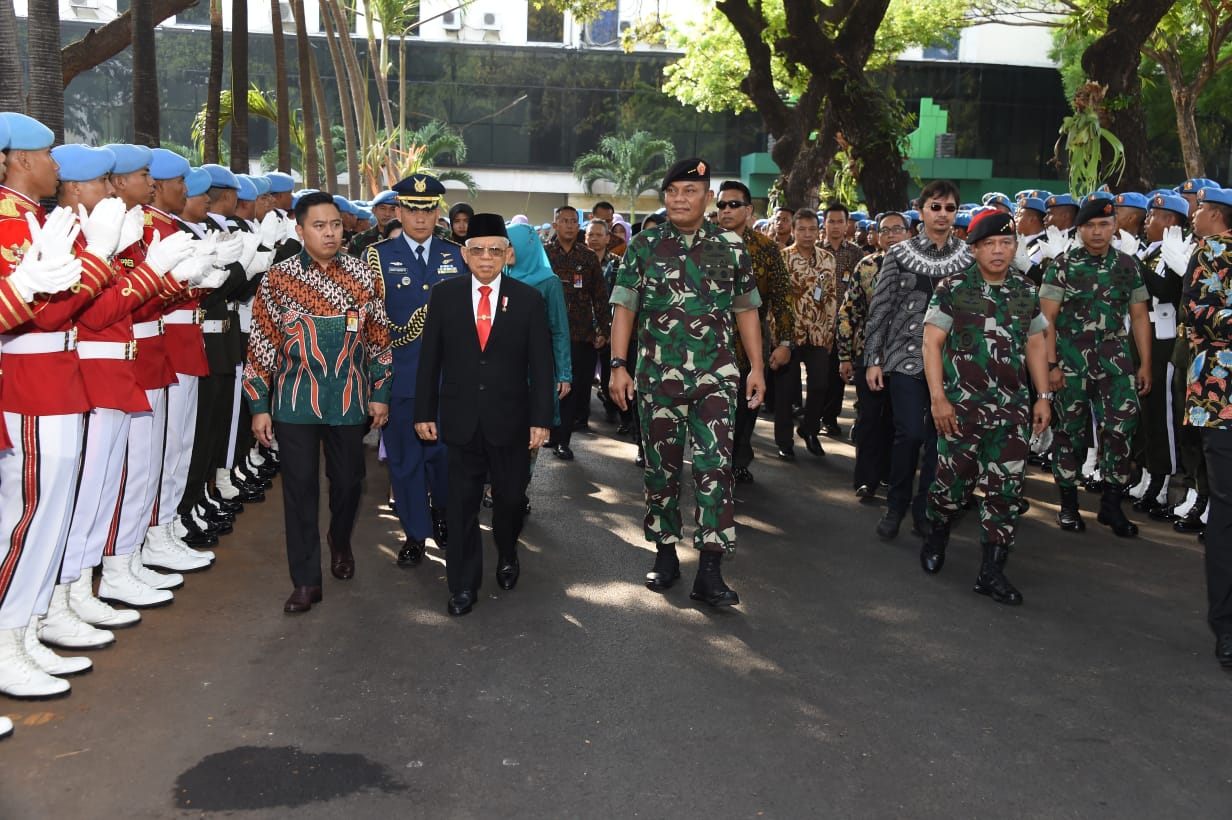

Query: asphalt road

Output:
[2, 397, 1229, 819]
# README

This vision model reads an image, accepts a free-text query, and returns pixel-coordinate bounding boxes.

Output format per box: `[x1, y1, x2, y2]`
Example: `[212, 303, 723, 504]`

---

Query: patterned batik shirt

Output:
[545, 236, 610, 343]
[823, 239, 867, 304]
[244, 250, 393, 425]
[735, 227, 794, 370]
[782, 242, 838, 349]
[836, 251, 884, 367]
[925, 263, 1049, 427]
[610, 220, 761, 394]
[1184, 231, 1232, 429]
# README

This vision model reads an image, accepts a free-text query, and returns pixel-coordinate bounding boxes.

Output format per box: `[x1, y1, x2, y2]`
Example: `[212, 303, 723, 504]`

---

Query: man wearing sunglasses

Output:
[864, 180, 973, 541]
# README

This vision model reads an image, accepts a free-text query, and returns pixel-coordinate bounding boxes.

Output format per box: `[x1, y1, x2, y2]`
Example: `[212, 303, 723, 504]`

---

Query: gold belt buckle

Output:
[194, 308, 205, 324]
[65, 328, 78, 351]
[125, 340, 138, 360]
[222, 319, 231, 332]
[157, 318, 166, 334]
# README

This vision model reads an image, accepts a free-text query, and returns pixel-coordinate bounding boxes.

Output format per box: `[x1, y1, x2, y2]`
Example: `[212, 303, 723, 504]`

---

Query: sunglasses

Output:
[465, 244, 509, 257]
[715, 200, 749, 210]
[927, 203, 958, 213]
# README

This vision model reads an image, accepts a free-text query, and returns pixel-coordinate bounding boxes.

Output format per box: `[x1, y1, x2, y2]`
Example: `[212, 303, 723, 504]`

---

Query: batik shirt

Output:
[546, 237, 610, 343]
[836, 251, 883, 367]
[1184, 232, 1232, 429]
[782, 243, 838, 349]
[735, 227, 794, 370]
[244, 250, 393, 424]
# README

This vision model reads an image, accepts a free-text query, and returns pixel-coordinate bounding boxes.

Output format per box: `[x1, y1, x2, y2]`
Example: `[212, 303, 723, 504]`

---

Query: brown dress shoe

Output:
[327, 533, 355, 580]
[284, 585, 322, 613]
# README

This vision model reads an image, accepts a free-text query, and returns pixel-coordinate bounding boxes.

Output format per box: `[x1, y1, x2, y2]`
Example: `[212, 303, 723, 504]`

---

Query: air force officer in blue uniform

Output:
[366, 174, 468, 566]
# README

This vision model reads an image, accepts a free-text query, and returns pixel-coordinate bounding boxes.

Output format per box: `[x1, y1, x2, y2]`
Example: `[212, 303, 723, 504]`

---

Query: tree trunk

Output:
[831, 75, 908, 211]
[1174, 91, 1204, 179]
[131, 0, 160, 146]
[308, 43, 338, 191]
[289, 0, 318, 187]
[319, 0, 362, 197]
[26, 0, 65, 140]
[270, 0, 291, 172]
[204, 0, 224, 163]
[0, 1, 24, 110]
[1080, 0, 1178, 191]
[230, 0, 249, 173]
[361, 0, 397, 142]
[398, 34, 406, 155]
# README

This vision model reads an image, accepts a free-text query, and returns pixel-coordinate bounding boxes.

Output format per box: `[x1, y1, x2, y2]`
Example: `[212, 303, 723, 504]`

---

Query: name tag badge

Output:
[573, 273, 584, 289]
[813, 285, 823, 302]
[345, 309, 359, 333]
[438, 265, 457, 275]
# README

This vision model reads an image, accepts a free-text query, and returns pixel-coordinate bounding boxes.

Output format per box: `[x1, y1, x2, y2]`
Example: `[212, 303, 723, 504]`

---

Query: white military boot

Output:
[0, 626, 70, 698]
[1129, 471, 1152, 500]
[23, 617, 92, 676]
[99, 554, 173, 608]
[1173, 488, 1200, 518]
[163, 521, 216, 562]
[68, 570, 141, 628]
[37, 584, 114, 649]
[142, 524, 211, 572]
[128, 550, 183, 592]
[215, 468, 241, 500]
[0, 715, 12, 739]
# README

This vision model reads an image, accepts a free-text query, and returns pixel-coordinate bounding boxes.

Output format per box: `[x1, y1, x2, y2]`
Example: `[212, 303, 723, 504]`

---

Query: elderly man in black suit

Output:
[414, 214, 555, 616]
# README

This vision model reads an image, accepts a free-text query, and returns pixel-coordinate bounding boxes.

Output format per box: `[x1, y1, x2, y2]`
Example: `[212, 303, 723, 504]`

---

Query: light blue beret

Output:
[1114, 192, 1148, 210]
[1196, 187, 1232, 207]
[265, 171, 294, 193]
[1148, 191, 1189, 217]
[1179, 178, 1221, 194]
[0, 113, 53, 151]
[1018, 196, 1047, 214]
[185, 167, 212, 197]
[51, 144, 115, 182]
[202, 163, 240, 189]
[981, 192, 1013, 210]
[236, 175, 258, 201]
[1046, 193, 1076, 209]
[102, 143, 152, 175]
[370, 190, 397, 207]
[248, 175, 271, 196]
[148, 148, 190, 180]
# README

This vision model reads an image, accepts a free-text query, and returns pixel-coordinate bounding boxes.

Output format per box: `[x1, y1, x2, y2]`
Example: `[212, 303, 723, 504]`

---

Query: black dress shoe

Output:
[179, 515, 219, 548]
[821, 420, 842, 438]
[234, 486, 266, 504]
[1216, 634, 1232, 669]
[496, 559, 520, 591]
[448, 589, 475, 616]
[327, 534, 354, 580]
[646, 546, 681, 592]
[797, 427, 825, 456]
[616, 423, 631, 435]
[209, 492, 243, 514]
[733, 466, 754, 483]
[876, 509, 904, 539]
[397, 538, 425, 567]
[554, 444, 574, 460]
[777, 446, 795, 460]
[689, 551, 739, 607]
[284, 585, 322, 613]
[855, 484, 874, 499]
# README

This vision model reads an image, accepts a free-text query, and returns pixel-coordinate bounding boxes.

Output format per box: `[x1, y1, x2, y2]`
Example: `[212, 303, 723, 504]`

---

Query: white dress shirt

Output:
[471, 274, 502, 323]
[402, 234, 433, 262]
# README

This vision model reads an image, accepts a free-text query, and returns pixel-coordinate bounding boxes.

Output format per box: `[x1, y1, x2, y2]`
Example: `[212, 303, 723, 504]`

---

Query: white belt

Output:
[133, 319, 165, 338]
[202, 319, 231, 334]
[0, 329, 78, 354]
[164, 309, 205, 325]
[77, 340, 138, 361]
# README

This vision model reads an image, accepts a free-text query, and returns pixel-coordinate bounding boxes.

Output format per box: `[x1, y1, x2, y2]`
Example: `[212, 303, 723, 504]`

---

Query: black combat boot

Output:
[1056, 486, 1085, 531]
[1132, 474, 1168, 515]
[973, 543, 1023, 605]
[1097, 486, 1139, 537]
[1174, 494, 1208, 533]
[689, 551, 739, 607]
[644, 544, 681, 592]
[920, 518, 949, 575]
[430, 506, 448, 548]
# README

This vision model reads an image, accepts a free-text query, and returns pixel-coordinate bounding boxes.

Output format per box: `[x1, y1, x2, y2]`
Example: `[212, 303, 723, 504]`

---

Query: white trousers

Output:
[113, 388, 167, 556]
[225, 363, 243, 469]
[158, 374, 198, 526]
[61, 407, 131, 583]
[0, 412, 83, 629]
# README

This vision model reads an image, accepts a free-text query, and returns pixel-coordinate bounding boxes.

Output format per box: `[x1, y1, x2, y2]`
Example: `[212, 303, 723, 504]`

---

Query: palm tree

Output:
[573, 131, 676, 223]
[318, 0, 359, 195]
[367, 119, 477, 197]
[192, 87, 304, 160]
[289, 0, 320, 187]
[204, 0, 224, 162]
[131, 0, 159, 146]
[230, 0, 250, 172]
[307, 44, 339, 190]
[0, 1, 21, 111]
[269, 0, 291, 172]
[26, 0, 64, 140]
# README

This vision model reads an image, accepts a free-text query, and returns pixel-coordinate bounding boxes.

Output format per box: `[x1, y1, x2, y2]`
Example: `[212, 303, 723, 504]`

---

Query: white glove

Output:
[1013, 235, 1032, 273]
[237, 231, 260, 271]
[213, 233, 244, 266]
[1037, 225, 1068, 260]
[27, 207, 81, 263]
[246, 249, 273, 280]
[1160, 225, 1196, 276]
[79, 197, 128, 259]
[116, 206, 145, 253]
[197, 266, 230, 289]
[282, 217, 300, 244]
[170, 255, 216, 285]
[144, 231, 196, 275]
[258, 211, 282, 248]
[1115, 229, 1139, 258]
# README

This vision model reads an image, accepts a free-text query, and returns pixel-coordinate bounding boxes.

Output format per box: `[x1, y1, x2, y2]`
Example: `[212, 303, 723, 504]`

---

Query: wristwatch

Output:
[1037, 391, 1055, 400]
[778, 340, 795, 350]
[610, 357, 628, 369]
[1047, 362, 1060, 371]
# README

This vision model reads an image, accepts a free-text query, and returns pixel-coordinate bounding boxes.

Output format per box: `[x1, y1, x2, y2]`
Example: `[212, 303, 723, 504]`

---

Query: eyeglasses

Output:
[465, 244, 509, 257]
[715, 200, 749, 210]
[881, 225, 908, 234]
[927, 203, 958, 213]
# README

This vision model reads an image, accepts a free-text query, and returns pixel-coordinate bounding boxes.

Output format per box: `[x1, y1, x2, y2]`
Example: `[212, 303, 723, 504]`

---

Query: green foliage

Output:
[1056, 82, 1124, 196]
[192, 86, 304, 159]
[362, 120, 478, 197]
[573, 130, 676, 220]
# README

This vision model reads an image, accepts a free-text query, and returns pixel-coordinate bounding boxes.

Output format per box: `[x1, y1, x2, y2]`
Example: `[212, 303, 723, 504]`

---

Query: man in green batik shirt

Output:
[1039, 196, 1153, 538]
[920, 211, 1051, 606]
[608, 158, 765, 608]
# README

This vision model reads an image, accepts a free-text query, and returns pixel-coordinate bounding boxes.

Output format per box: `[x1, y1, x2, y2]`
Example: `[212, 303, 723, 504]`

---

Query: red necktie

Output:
[477, 285, 492, 350]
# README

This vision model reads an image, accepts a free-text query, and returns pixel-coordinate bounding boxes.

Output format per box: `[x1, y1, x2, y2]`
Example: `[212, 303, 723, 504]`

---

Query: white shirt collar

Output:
[402, 233, 432, 257]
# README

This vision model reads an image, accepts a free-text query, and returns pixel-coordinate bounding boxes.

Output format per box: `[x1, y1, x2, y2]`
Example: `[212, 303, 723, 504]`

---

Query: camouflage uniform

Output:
[924, 264, 1048, 545]
[609, 220, 761, 553]
[1039, 247, 1149, 490]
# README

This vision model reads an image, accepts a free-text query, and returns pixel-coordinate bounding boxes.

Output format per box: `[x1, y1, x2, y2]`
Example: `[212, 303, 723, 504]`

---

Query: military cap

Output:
[1148, 191, 1189, 217]
[290, 189, 318, 209]
[236, 175, 258, 202]
[539, 222, 551, 231]
[661, 157, 710, 190]
[953, 210, 972, 228]
[1026, 189, 1053, 201]
[1114, 192, 1148, 210]
[960, 202, 981, 211]
[1196, 187, 1232, 207]
[1019, 196, 1047, 214]
[356, 207, 372, 221]
[185, 167, 212, 197]
[1046, 193, 1077, 209]
[202, 163, 240, 189]
[51, 144, 115, 182]
[966, 210, 1015, 245]
[0, 116, 11, 152]
[370, 190, 397, 207]
[1179, 178, 1221, 194]
[329, 194, 352, 214]
[858, 219, 873, 230]
[0, 113, 53, 151]
[265, 171, 294, 193]
[1014, 189, 1034, 202]
[103, 144, 152, 175]
[247, 175, 271, 197]
[449, 202, 475, 220]
[148, 148, 190, 180]
[1073, 196, 1116, 227]
[849, 210, 868, 222]
[1147, 188, 1173, 200]
[467, 212, 508, 240]
[1080, 190, 1115, 207]
[392, 173, 445, 208]
[904, 209, 921, 225]
[982, 192, 1013, 210]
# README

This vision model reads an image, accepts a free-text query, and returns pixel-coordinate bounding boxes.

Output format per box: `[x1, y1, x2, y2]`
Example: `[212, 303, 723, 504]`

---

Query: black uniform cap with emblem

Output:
[661, 157, 710, 191]
[965, 210, 1015, 245]
[1073, 197, 1116, 228]
[393, 173, 446, 210]
[466, 213, 509, 240]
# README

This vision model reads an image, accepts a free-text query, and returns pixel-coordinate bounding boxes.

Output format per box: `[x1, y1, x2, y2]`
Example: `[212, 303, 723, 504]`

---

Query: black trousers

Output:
[775, 344, 828, 447]
[179, 372, 235, 516]
[1203, 428, 1232, 638]
[852, 365, 894, 490]
[819, 348, 845, 425]
[734, 366, 756, 469]
[886, 372, 937, 523]
[446, 428, 531, 594]
[619, 338, 642, 448]
[274, 421, 367, 587]
[554, 341, 598, 445]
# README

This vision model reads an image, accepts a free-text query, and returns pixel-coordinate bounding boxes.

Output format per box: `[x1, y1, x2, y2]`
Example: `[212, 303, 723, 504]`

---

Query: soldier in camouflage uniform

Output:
[920, 212, 1051, 605]
[1038, 197, 1154, 537]
[608, 158, 764, 608]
